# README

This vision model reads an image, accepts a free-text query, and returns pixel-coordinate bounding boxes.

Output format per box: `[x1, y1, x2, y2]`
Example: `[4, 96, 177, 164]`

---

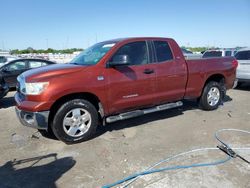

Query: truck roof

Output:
[103, 37, 173, 43]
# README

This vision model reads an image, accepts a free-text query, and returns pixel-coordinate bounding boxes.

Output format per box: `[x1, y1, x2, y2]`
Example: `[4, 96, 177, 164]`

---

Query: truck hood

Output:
[22, 63, 87, 82]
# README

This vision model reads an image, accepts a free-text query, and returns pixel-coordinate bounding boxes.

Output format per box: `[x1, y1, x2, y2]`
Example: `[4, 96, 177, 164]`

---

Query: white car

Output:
[181, 48, 202, 59]
[202, 49, 237, 58]
[235, 48, 250, 85]
[0, 55, 18, 67]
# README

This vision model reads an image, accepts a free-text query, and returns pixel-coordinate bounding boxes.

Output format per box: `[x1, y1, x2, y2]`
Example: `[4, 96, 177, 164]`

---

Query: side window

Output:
[7, 61, 26, 71]
[29, 61, 43, 68]
[235, 51, 248, 60]
[225, 51, 232, 56]
[41, 62, 48, 66]
[247, 51, 250, 60]
[111, 41, 148, 65]
[154, 41, 173, 62]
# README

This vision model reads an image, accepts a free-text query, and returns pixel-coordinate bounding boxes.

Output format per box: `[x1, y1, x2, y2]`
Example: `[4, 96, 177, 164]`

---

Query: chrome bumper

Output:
[15, 107, 49, 130]
[232, 79, 238, 89]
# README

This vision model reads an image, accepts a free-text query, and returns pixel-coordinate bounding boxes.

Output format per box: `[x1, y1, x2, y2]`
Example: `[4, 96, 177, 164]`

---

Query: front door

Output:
[2, 60, 28, 87]
[105, 41, 157, 114]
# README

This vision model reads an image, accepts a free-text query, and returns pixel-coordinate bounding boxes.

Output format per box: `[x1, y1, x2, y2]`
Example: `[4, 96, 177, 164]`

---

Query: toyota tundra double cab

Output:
[15, 37, 238, 143]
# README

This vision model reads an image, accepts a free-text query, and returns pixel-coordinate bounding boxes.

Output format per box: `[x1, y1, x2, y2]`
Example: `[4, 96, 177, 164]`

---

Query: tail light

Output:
[232, 59, 238, 69]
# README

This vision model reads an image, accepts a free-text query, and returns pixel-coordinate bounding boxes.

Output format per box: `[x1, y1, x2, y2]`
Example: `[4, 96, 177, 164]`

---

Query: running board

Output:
[106, 101, 183, 123]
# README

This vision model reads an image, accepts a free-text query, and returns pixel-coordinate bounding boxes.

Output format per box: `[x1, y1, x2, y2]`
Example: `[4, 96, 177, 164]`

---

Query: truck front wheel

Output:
[199, 81, 223, 111]
[52, 99, 98, 144]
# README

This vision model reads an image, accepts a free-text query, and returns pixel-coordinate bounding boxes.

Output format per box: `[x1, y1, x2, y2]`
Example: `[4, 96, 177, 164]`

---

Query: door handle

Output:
[143, 69, 154, 74]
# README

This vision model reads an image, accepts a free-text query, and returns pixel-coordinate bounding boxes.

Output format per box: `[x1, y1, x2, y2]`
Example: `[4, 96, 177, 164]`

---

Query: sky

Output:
[1, 0, 250, 50]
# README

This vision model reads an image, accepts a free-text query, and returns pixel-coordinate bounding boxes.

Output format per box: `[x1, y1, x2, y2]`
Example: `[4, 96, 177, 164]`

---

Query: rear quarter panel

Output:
[185, 57, 236, 98]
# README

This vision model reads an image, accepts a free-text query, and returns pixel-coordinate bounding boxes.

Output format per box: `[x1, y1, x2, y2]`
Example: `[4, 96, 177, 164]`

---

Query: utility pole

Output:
[2, 41, 5, 51]
[95, 33, 98, 43]
[46, 39, 48, 49]
[66, 36, 69, 49]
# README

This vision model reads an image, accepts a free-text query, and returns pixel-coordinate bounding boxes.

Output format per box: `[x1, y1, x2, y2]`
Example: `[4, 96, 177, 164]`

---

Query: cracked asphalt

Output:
[0, 85, 249, 188]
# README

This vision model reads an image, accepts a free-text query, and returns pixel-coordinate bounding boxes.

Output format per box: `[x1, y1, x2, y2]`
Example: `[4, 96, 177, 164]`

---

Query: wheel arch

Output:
[48, 92, 104, 126]
[200, 73, 226, 97]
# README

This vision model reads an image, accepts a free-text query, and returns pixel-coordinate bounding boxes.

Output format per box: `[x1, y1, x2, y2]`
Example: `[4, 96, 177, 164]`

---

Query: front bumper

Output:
[15, 107, 49, 130]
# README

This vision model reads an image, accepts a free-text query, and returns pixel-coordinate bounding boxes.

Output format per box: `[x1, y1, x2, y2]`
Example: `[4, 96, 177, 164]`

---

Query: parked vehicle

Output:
[181, 48, 202, 59]
[202, 49, 237, 58]
[15, 37, 238, 143]
[0, 59, 55, 99]
[234, 48, 250, 85]
[0, 55, 18, 67]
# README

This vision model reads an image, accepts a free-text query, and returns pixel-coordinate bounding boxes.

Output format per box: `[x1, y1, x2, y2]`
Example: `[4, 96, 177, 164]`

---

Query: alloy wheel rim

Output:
[63, 108, 91, 137]
[207, 87, 220, 106]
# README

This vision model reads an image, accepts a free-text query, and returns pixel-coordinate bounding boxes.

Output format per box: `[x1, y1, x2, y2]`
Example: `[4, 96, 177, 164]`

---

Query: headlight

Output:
[25, 82, 49, 95]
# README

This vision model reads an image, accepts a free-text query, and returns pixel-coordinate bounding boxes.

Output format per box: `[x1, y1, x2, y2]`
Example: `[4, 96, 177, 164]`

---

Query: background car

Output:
[0, 58, 55, 90]
[181, 48, 202, 59]
[234, 48, 250, 86]
[202, 49, 237, 58]
[0, 55, 18, 67]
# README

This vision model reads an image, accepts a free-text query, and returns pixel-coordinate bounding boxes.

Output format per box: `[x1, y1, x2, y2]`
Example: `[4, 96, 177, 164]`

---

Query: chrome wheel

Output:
[207, 87, 220, 106]
[63, 108, 91, 137]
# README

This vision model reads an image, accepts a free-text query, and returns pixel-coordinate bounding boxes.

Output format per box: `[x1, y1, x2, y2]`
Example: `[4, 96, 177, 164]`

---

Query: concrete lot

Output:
[0, 86, 249, 188]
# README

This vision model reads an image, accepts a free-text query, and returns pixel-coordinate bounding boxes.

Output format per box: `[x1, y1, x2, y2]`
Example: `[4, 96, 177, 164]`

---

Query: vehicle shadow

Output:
[0, 96, 15, 109]
[0, 153, 76, 188]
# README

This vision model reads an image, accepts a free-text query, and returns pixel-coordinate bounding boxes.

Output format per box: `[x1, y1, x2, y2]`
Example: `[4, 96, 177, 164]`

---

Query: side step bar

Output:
[106, 101, 183, 123]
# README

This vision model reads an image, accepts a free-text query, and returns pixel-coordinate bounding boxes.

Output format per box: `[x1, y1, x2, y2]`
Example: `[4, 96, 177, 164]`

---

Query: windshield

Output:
[70, 42, 116, 65]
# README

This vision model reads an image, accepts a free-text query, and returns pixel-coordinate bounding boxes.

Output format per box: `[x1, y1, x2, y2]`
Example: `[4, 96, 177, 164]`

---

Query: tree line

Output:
[10, 48, 84, 54]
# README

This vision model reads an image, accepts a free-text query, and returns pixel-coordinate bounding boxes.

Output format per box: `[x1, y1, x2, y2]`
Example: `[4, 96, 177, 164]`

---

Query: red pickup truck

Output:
[15, 37, 238, 143]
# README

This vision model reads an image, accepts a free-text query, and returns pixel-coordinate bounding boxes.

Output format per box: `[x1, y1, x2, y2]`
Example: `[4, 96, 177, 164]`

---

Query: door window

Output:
[235, 51, 250, 60]
[154, 41, 173, 62]
[111, 41, 149, 65]
[29, 61, 42, 68]
[7, 61, 26, 71]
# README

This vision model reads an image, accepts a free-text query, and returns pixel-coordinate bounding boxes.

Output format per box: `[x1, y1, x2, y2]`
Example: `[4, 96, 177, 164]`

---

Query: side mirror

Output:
[109, 55, 130, 67]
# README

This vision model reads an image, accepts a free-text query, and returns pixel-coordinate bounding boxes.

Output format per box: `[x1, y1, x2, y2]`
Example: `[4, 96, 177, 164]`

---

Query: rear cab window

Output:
[202, 51, 222, 58]
[153, 41, 173, 62]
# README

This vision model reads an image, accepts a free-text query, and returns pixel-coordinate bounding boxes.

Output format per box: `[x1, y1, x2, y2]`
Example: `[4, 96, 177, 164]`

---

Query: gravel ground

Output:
[0, 86, 249, 188]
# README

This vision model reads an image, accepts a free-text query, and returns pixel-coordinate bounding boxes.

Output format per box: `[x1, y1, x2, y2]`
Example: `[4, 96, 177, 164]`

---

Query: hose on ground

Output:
[102, 129, 250, 188]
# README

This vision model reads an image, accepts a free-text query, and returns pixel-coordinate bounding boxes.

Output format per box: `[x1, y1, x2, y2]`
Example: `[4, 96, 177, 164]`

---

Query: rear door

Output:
[105, 40, 157, 114]
[152, 40, 187, 103]
[2, 60, 29, 87]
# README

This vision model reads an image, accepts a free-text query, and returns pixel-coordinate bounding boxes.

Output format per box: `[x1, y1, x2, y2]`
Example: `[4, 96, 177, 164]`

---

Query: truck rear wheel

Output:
[199, 81, 223, 111]
[52, 99, 98, 144]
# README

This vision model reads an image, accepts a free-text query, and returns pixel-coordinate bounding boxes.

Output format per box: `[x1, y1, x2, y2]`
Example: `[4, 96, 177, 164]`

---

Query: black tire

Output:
[236, 82, 242, 88]
[51, 99, 98, 144]
[199, 81, 223, 111]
